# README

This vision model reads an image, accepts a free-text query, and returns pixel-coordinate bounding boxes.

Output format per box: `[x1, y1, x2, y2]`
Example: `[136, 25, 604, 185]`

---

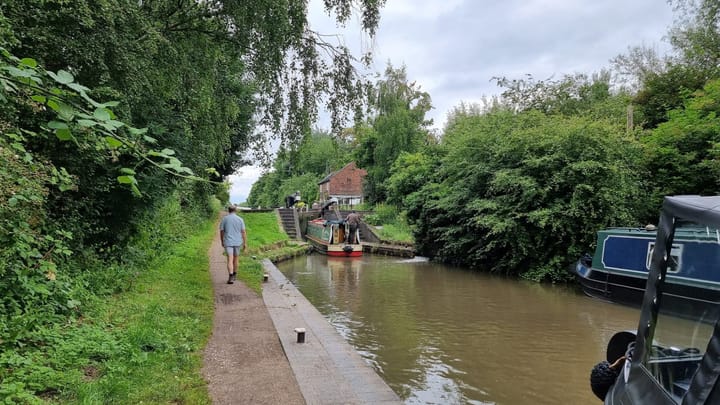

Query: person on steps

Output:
[219, 205, 247, 284]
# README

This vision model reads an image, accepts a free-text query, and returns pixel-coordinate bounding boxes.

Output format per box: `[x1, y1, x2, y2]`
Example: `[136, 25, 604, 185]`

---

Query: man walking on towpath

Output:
[219, 205, 247, 284]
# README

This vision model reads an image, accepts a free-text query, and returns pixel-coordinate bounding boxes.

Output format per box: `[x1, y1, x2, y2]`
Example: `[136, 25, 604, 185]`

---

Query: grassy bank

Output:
[373, 223, 414, 244]
[71, 223, 216, 403]
[364, 205, 415, 244]
[1, 208, 307, 404]
[232, 211, 308, 294]
[1, 202, 217, 404]
[80, 219, 216, 403]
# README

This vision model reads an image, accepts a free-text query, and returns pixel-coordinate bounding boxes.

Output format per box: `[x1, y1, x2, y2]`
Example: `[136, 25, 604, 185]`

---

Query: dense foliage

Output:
[1, 1, 384, 400]
[641, 79, 720, 211]
[354, 64, 434, 203]
[406, 110, 643, 281]
[5, 0, 720, 399]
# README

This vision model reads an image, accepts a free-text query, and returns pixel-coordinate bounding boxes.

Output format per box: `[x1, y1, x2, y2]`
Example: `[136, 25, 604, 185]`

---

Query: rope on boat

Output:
[590, 354, 627, 401]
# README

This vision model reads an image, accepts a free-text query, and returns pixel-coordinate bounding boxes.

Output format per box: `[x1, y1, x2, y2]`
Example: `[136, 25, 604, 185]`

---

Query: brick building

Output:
[318, 162, 367, 206]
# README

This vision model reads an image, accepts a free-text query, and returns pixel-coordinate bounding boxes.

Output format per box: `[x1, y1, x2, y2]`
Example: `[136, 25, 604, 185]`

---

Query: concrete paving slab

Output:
[262, 259, 402, 405]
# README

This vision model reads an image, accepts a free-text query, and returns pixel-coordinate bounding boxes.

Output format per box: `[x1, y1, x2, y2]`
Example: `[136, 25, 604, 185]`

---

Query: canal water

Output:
[276, 254, 643, 404]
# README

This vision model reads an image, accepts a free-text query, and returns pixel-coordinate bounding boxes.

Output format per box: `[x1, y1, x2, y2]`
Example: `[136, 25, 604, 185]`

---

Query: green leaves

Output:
[0, 45, 221, 205]
[409, 109, 642, 281]
[117, 174, 141, 197]
[117, 175, 135, 184]
[46, 69, 74, 85]
[55, 128, 73, 141]
[641, 79, 720, 206]
[48, 121, 68, 130]
[104, 136, 123, 148]
[19, 57, 37, 68]
[93, 107, 111, 121]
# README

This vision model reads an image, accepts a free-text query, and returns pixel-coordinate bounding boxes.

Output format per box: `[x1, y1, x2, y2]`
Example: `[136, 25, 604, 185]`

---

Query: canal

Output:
[276, 254, 642, 404]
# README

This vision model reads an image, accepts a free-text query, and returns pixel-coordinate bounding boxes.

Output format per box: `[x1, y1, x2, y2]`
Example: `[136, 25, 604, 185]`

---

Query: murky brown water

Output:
[276, 254, 643, 404]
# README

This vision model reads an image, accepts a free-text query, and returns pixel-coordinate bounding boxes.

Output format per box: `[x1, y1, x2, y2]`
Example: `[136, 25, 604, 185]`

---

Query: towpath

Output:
[201, 229, 304, 404]
[201, 221, 401, 404]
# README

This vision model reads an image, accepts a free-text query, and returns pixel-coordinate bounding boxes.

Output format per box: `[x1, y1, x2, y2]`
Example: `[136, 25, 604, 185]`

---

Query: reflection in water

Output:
[277, 254, 643, 404]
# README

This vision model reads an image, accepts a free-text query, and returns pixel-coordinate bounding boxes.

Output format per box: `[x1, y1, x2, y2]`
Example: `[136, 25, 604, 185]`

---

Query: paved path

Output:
[202, 226, 401, 404]
[201, 230, 305, 404]
[262, 259, 401, 405]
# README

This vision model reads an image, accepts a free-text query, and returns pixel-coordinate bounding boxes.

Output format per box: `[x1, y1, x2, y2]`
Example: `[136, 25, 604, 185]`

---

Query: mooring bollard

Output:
[294, 327, 306, 343]
[263, 273, 269, 282]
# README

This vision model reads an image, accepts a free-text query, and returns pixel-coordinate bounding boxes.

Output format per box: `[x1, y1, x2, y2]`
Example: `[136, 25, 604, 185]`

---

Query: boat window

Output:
[641, 229, 720, 402]
[642, 311, 714, 402]
[646, 243, 682, 273]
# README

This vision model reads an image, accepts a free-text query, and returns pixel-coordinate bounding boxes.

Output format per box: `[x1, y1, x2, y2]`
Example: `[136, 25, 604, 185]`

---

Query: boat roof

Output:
[600, 226, 716, 238]
[600, 196, 720, 235]
[309, 218, 344, 225]
[664, 195, 720, 227]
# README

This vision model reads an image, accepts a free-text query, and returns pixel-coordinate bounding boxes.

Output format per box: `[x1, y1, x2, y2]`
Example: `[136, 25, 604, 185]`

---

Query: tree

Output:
[247, 171, 282, 208]
[355, 63, 433, 203]
[610, 44, 667, 92]
[295, 130, 352, 176]
[668, 0, 720, 76]
[628, 0, 720, 129]
[634, 64, 708, 128]
[247, 128, 355, 206]
[493, 71, 614, 116]
[642, 79, 720, 210]
[386, 151, 436, 208]
[0, 0, 388, 352]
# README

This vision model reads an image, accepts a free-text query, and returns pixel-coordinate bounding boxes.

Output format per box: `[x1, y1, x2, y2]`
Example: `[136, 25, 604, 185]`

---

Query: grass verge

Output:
[71, 218, 217, 403]
[233, 211, 309, 294]
[1, 205, 311, 404]
[373, 222, 414, 244]
[0, 217, 216, 404]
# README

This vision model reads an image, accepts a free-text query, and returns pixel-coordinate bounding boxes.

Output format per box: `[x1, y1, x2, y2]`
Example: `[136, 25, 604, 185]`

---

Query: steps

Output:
[278, 208, 300, 239]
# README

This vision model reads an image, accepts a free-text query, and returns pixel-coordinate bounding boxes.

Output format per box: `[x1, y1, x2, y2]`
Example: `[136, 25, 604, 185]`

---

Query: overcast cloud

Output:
[230, 0, 675, 203]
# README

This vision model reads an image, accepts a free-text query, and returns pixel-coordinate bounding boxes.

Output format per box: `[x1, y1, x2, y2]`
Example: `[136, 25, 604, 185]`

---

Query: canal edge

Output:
[261, 259, 402, 404]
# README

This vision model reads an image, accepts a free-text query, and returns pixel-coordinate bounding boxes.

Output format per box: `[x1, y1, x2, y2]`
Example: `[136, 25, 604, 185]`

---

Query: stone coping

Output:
[261, 259, 401, 404]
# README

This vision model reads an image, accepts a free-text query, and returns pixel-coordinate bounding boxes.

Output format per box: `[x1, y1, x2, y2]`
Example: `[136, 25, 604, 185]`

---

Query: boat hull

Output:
[574, 261, 720, 318]
[306, 234, 363, 257]
[305, 218, 362, 257]
[574, 226, 720, 318]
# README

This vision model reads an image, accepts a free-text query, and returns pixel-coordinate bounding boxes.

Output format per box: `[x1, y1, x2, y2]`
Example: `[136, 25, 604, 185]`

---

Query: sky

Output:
[228, 0, 676, 204]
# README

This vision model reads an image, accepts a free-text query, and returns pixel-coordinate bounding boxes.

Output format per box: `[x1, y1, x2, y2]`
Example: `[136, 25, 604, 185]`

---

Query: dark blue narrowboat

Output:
[588, 196, 720, 404]
[574, 224, 720, 318]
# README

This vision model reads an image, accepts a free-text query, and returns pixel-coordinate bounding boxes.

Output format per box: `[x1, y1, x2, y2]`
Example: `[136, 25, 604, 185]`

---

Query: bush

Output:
[363, 204, 399, 226]
[0, 192, 215, 402]
[408, 110, 643, 281]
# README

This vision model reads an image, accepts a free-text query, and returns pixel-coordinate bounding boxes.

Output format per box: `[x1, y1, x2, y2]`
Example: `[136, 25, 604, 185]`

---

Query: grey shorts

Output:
[225, 246, 241, 256]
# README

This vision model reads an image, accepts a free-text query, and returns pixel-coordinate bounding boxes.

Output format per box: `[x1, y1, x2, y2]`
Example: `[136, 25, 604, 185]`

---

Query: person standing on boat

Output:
[345, 210, 361, 244]
[219, 205, 247, 285]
